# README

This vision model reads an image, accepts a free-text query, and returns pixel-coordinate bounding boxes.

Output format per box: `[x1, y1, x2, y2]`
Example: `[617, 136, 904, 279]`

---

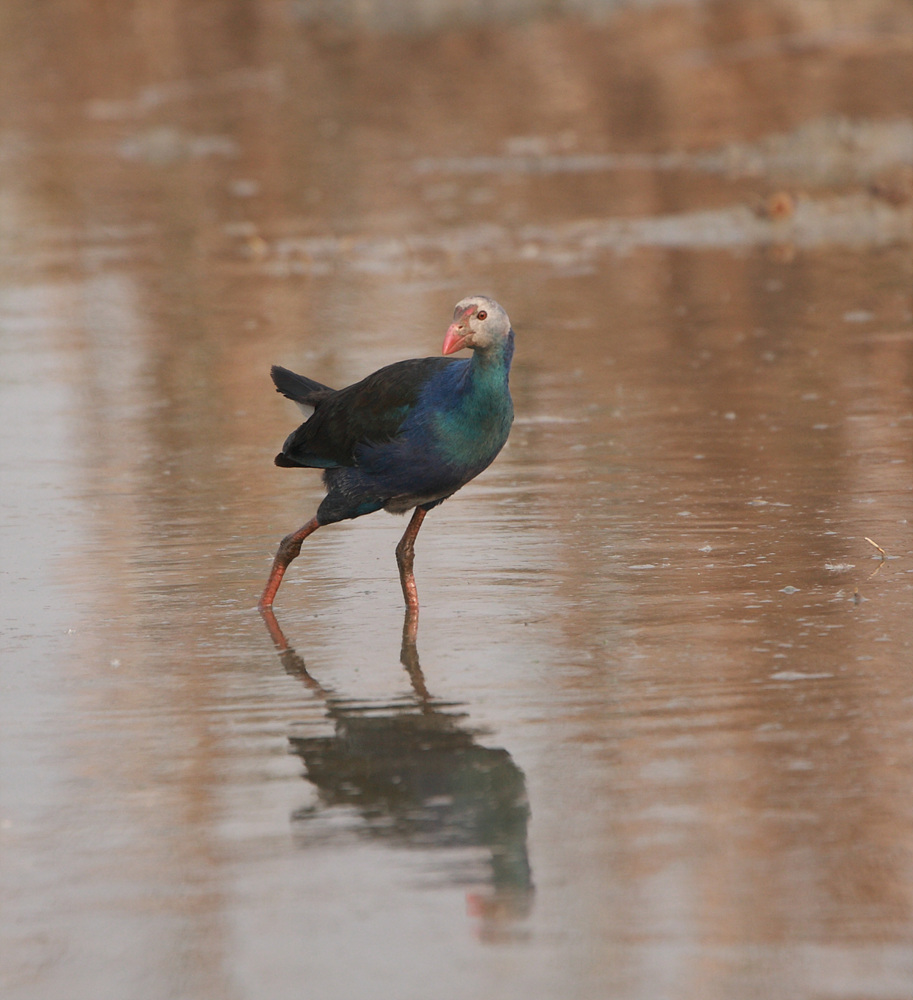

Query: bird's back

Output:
[275, 356, 459, 470]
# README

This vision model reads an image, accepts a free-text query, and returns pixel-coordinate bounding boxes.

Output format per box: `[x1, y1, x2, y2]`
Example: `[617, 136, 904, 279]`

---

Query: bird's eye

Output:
[477, 310, 487, 321]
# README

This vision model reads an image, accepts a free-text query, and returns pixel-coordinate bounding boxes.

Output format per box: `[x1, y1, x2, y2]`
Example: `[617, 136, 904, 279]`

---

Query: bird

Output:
[258, 295, 515, 612]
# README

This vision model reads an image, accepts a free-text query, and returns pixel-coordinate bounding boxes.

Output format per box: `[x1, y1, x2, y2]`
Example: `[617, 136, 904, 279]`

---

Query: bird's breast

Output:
[430, 393, 513, 471]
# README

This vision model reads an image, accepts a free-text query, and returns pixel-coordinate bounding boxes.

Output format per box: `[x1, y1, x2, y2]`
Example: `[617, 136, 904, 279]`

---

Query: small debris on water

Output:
[770, 671, 833, 681]
[864, 536, 887, 558]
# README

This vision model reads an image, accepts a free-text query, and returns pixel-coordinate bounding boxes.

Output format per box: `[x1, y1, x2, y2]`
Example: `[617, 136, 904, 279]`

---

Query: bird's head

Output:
[442, 296, 511, 355]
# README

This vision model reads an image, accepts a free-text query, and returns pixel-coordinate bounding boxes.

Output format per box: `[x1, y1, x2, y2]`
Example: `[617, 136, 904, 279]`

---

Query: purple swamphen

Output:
[259, 295, 515, 611]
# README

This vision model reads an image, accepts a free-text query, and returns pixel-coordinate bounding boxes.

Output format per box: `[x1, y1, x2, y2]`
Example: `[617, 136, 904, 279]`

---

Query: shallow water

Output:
[2, 2, 913, 998]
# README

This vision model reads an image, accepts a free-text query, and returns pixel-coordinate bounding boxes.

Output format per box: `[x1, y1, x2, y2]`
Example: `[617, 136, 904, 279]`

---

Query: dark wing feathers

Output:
[276, 357, 458, 469]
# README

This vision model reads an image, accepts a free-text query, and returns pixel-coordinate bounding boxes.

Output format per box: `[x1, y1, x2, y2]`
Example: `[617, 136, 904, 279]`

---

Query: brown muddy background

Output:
[2, 1, 913, 998]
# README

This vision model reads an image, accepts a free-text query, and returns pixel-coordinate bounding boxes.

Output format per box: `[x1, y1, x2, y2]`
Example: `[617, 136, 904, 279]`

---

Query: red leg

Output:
[395, 507, 427, 611]
[259, 516, 321, 610]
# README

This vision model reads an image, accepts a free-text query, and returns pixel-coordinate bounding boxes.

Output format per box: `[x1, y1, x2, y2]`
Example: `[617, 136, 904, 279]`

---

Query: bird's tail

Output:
[270, 365, 334, 404]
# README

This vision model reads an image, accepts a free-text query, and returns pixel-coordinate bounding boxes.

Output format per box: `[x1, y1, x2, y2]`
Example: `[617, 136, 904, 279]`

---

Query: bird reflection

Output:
[260, 608, 534, 938]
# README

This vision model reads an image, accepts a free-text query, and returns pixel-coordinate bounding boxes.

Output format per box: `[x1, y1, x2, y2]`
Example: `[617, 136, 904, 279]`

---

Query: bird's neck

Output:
[469, 330, 514, 379]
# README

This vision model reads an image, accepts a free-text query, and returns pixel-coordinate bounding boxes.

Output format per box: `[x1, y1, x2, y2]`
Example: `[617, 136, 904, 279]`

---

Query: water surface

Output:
[2, 2, 913, 998]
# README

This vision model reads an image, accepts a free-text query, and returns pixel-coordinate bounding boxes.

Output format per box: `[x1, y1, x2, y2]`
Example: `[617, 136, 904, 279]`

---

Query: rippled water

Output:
[3, 2, 913, 998]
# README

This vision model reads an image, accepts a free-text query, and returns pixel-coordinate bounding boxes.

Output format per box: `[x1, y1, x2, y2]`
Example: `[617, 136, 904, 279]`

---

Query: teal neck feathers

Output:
[433, 331, 514, 469]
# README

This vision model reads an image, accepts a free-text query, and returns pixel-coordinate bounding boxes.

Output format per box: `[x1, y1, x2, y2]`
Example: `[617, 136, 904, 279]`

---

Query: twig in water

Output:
[864, 536, 887, 559]
[863, 536, 888, 580]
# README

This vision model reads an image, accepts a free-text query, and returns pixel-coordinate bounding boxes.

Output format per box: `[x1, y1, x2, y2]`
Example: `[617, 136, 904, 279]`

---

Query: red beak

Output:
[442, 308, 474, 355]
